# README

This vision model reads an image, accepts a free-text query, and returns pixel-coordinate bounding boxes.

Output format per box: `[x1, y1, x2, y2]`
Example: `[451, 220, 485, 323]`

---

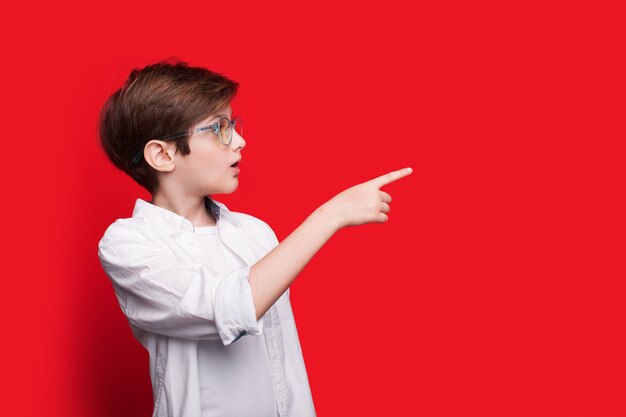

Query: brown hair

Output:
[98, 57, 239, 195]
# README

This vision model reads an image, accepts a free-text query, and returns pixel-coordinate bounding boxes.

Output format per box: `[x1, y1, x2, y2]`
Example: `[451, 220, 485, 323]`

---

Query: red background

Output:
[2, 1, 625, 416]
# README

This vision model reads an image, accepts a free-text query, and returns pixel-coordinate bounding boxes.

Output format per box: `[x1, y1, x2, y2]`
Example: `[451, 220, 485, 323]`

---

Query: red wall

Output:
[3, 1, 625, 416]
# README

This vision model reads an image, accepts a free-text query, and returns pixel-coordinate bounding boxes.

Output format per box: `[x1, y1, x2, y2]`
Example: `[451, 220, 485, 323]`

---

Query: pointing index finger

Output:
[371, 167, 413, 189]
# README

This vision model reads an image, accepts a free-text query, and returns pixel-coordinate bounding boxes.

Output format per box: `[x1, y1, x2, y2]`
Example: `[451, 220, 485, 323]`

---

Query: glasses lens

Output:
[218, 116, 243, 145]
[218, 118, 231, 145]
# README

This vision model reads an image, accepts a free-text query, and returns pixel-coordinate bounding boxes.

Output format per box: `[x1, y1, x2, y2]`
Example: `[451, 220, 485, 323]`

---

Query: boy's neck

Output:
[149, 194, 217, 227]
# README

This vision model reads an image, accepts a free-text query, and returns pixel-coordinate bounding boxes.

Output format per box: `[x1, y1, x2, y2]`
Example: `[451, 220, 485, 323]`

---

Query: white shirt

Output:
[97, 196, 317, 417]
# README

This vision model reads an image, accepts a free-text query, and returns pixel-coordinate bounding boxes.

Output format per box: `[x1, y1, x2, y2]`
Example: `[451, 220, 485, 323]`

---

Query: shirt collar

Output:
[132, 196, 238, 235]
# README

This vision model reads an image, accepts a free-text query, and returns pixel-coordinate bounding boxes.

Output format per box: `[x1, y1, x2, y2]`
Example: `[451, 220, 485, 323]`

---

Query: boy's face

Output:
[167, 103, 246, 196]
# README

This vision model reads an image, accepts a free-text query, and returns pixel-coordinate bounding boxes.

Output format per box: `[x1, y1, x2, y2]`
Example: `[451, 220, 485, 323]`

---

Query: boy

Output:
[97, 58, 412, 417]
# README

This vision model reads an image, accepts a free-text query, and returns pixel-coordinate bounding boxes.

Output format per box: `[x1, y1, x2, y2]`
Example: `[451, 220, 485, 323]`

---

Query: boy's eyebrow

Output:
[206, 112, 233, 122]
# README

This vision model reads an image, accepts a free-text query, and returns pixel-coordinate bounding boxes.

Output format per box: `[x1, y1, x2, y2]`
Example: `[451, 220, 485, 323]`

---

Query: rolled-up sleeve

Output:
[97, 225, 263, 346]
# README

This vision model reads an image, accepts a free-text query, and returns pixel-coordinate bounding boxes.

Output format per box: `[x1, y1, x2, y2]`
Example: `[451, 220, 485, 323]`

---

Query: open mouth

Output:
[230, 160, 240, 168]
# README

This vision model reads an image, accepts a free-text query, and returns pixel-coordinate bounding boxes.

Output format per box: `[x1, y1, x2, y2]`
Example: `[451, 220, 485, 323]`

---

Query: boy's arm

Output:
[249, 166, 413, 318]
[98, 224, 263, 346]
[249, 205, 341, 320]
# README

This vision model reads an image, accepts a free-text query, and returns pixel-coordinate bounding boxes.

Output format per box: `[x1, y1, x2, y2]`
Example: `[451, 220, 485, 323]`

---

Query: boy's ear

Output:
[144, 140, 176, 172]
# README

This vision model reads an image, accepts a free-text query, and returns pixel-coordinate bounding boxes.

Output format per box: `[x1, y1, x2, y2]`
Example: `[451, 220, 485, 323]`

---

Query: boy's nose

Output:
[232, 130, 246, 150]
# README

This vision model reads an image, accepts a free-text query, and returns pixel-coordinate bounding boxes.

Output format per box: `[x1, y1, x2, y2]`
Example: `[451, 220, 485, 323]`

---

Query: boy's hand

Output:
[319, 167, 413, 230]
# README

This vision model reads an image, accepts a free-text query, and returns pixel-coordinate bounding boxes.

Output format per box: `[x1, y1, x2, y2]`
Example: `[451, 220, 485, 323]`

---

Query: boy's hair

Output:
[98, 57, 239, 195]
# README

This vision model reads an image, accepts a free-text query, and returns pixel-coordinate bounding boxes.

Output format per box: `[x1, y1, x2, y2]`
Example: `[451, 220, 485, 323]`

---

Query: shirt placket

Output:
[263, 303, 290, 416]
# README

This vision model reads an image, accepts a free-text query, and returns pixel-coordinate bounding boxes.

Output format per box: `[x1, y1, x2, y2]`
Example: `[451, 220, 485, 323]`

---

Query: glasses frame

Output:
[131, 115, 242, 164]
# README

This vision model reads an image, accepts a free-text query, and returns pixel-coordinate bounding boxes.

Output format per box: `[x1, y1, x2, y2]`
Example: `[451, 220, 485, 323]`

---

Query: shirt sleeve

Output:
[97, 223, 263, 346]
[264, 222, 279, 248]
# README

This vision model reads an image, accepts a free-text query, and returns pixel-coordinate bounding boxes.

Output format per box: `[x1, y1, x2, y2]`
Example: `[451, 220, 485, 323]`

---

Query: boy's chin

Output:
[223, 180, 239, 193]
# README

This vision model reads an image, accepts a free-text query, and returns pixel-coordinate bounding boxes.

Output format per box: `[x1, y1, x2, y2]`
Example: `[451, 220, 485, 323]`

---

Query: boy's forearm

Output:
[248, 205, 341, 320]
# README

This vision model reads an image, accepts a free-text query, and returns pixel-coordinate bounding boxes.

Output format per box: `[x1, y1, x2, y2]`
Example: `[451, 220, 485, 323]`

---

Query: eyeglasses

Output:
[131, 115, 243, 164]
